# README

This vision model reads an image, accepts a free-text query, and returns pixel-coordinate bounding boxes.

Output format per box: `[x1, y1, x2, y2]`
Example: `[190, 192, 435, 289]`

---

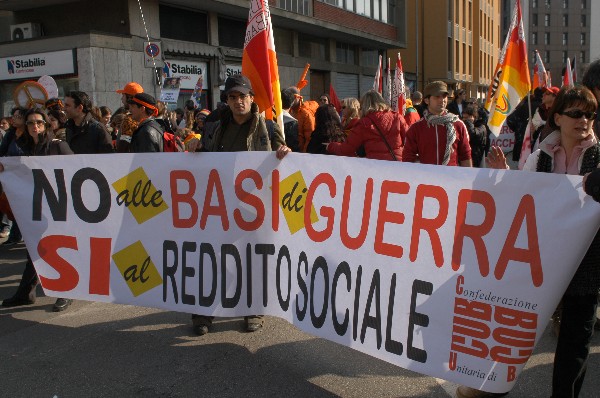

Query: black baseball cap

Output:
[224, 74, 253, 95]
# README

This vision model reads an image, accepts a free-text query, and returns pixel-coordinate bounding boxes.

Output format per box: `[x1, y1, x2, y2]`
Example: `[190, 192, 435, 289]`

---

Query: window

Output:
[581, 32, 586, 45]
[298, 34, 328, 60]
[218, 17, 246, 48]
[532, 13, 538, 26]
[159, 5, 208, 43]
[581, 0, 586, 9]
[563, 51, 568, 64]
[336, 42, 357, 65]
[544, 14, 550, 26]
[580, 51, 586, 63]
[545, 51, 550, 64]
[361, 49, 378, 67]
[581, 14, 586, 27]
[563, 0, 568, 7]
[532, 32, 538, 45]
[274, 28, 293, 55]
[532, 0, 538, 7]
[544, 32, 550, 45]
[562, 14, 568, 26]
[545, 0, 551, 7]
[562, 32, 568, 45]
[277, 0, 310, 16]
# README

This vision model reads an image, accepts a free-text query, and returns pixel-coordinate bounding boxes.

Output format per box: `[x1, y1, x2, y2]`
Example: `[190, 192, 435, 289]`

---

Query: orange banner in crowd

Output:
[485, 0, 530, 136]
[242, 0, 283, 129]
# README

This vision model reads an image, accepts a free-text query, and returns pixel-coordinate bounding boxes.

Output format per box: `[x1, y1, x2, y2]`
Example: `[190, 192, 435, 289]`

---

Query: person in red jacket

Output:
[403, 81, 472, 166]
[326, 90, 408, 161]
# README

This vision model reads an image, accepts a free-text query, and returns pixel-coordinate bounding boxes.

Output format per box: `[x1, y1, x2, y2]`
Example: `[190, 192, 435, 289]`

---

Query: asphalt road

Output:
[2, 241, 600, 398]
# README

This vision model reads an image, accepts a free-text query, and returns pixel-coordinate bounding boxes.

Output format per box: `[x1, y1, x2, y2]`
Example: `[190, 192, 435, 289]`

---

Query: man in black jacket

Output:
[64, 91, 113, 155]
[127, 93, 163, 152]
[55, 91, 113, 312]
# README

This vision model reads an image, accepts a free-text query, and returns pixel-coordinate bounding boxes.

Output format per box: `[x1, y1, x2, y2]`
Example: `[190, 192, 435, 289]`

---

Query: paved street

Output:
[2, 241, 600, 398]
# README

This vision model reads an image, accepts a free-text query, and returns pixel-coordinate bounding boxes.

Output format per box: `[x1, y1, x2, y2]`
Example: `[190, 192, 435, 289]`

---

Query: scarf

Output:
[424, 109, 459, 165]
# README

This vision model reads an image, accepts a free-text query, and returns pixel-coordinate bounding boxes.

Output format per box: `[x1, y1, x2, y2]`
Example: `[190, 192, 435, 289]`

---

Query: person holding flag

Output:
[185, 74, 289, 335]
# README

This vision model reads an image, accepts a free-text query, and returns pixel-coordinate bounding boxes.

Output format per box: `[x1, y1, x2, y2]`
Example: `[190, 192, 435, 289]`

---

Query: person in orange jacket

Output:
[287, 86, 319, 152]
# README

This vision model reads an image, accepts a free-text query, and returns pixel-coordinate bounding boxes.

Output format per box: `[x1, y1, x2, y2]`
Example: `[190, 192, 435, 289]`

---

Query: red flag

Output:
[242, 0, 283, 129]
[329, 84, 342, 113]
[391, 53, 405, 113]
[562, 57, 573, 87]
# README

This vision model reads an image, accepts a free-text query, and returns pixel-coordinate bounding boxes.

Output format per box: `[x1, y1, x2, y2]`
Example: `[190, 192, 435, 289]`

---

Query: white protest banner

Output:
[1, 153, 599, 394]
[159, 77, 181, 103]
[490, 123, 516, 153]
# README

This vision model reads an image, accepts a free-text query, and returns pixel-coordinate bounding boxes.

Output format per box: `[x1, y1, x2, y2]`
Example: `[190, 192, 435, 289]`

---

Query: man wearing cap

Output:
[125, 93, 164, 152]
[187, 73, 289, 335]
[116, 82, 144, 110]
[403, 81, 472, 166]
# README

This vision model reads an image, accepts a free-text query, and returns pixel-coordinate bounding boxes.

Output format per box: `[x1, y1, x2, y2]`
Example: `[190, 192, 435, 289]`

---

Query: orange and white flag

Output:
[242, 0, 283, 130]
[485, 0, 530, 137]
[532, 50, 547, 90]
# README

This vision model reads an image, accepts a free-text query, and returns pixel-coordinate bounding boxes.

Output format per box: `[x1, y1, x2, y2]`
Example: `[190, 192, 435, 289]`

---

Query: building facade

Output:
[527, 0, 600, 85]
[0, 0, 405, 115]
[389, 0, 501, 101]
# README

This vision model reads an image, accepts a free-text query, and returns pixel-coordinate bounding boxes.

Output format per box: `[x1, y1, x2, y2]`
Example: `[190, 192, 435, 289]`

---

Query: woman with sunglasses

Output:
[464, 86, 600, 398]
[1, 108, 72, 308]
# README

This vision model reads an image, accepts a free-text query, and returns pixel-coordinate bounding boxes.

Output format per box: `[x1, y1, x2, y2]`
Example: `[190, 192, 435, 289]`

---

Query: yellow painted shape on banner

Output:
[112, 241, 162, 297]
[112, 167, 168, 224]
[279, 171, 318, 234]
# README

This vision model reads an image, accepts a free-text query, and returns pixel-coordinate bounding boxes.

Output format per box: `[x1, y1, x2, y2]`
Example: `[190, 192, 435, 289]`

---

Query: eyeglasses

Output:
[560, 109, 597, 120]
[228, 93, 249, 101]
[26, 120, 46, 126]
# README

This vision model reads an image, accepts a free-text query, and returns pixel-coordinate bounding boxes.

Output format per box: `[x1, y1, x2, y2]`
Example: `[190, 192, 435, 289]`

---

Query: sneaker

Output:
[192, 315, 214, 336]
[456, 386, 508, 398]
[52, 298, 72, 312]
[244, 315, 264, 332]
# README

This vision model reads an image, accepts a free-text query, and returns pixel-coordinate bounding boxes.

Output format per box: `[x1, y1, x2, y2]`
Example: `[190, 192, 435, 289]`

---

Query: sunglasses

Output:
[560, 109, 597, 120]
[26, 120, 46, 126]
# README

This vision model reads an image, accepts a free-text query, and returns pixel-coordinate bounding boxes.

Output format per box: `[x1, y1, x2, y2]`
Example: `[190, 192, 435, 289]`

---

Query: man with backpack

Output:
[126, 93, 164, 152]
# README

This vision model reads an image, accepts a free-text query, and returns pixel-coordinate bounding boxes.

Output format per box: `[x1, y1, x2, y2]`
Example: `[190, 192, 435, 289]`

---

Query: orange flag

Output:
[485, 0, 530, 137]
[242, 0, 283, 129]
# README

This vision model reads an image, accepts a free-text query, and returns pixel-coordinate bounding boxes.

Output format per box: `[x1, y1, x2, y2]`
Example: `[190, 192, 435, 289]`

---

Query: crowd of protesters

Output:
[1, 58, 600, 398]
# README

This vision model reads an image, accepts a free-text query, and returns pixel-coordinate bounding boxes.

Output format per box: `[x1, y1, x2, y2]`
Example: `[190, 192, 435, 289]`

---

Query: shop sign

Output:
[162, 60, 208, 90]
[0, 50, 76, 81]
